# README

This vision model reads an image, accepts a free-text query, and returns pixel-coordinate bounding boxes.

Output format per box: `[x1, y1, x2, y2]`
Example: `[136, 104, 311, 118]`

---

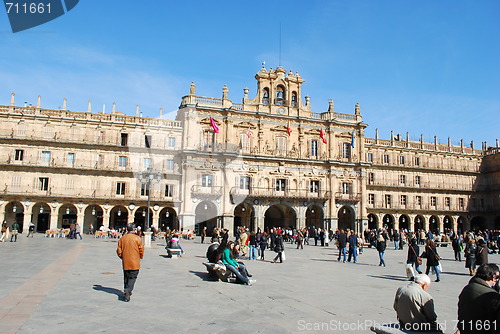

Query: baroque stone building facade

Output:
[0, 67, 498, 235]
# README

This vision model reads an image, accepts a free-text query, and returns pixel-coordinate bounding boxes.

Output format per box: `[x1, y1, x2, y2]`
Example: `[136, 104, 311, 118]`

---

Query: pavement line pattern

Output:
[0, 244, 85, 334]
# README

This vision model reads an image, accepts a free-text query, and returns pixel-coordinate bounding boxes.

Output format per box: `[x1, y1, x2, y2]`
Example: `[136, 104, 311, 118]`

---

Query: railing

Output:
[231, 103, 243, 110]
[0, 105, 182, 128]
[367, 201, 468, 212]
[194, 96, 223, 106]
[335, 192, 361, 201]
[191, 185, 223, 197]
[364, 137, 482, 155]
[366, 181, 474, 192]
[230, 186, 331, 199]
[333, 112, 357, 121]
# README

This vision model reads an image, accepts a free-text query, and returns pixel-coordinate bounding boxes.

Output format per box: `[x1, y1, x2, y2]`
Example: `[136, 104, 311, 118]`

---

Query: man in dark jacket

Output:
[347, 231, 359, 263]
[337, 230, 348, 262]
[458, 263, 500, 334]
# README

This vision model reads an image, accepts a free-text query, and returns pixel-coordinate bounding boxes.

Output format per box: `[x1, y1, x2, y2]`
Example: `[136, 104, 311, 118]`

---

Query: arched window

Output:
[262, 88, 270, 105]
[291, 91, 298, 107]
[276, 85, 285, 106]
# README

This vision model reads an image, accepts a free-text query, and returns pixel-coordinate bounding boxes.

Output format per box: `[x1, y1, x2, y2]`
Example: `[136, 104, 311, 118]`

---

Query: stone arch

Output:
[264, 203, 296, 231]
[367, 213, 378, 230]
[338, 206, 355, 231]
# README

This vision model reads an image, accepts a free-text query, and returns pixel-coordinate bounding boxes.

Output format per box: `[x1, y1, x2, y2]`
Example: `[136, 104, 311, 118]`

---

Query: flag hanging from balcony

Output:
[287, 121, 292, 136]
[351, 131, 355, 148]
[246, 126, 251, 138]
[320, 129, 327, 144]
[209, 117, 220, 133]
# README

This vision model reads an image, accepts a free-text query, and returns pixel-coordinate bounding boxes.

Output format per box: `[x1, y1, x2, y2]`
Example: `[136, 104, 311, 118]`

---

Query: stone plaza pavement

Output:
[0, 235, 493, 334]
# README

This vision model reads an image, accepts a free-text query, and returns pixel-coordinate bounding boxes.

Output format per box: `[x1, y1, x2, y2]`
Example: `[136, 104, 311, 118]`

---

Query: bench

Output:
[203, 262, 237, 283]
[434, 241, 451, 247]
[166, 248, 182, 258]
[371, 324, 442, 334]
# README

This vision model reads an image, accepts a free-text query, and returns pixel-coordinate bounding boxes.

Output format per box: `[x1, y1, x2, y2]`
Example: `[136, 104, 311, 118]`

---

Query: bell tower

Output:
[245, 66, 307, 117]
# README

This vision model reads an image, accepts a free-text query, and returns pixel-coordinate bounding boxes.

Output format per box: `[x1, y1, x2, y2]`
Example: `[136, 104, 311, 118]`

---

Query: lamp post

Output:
[138, 167, 161, 247]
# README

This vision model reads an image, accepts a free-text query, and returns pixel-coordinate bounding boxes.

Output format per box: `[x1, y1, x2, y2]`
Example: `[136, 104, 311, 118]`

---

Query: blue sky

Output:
[0, 0, 498, 147]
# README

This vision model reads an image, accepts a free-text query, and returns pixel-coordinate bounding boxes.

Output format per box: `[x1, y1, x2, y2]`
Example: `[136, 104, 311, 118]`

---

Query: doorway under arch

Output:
[367, 214, 377, 230]
[382, 214, 394, 231]
[195, 201, 218, 236]
[414, 215, 424, 232]
[443, 216, 453, 231]
[338, 206, 355, 231]
[470, 216, 486, 232]
[159, 207, 178, 232]
[234, 203, 254, 234]
[264, 204, 296, 231]
[399, 215, 410, 231]
[306, 204, 324, 228]
[429, 215, 439, 233]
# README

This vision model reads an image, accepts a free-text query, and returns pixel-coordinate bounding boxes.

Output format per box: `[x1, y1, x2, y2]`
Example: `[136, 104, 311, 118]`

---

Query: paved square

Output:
[0, 235, 488, 333]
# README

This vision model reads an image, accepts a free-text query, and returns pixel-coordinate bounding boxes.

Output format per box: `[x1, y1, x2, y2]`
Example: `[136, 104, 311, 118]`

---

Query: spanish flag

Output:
[209, 117, 220, 133]
[287, 121, 292, 136]
[320, 129, 327, 144]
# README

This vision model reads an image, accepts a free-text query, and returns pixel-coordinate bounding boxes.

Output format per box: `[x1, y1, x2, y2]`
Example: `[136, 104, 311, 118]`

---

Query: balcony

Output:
[335, 192, 361, 202]
[230, 186, 331, 202]
[191, 185, 223, 198]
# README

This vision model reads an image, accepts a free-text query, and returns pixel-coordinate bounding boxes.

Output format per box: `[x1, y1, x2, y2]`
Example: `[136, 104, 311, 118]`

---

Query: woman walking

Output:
[259, 232, 268, 260]
[376, 235, 386, 266]
[407, 237, 422, 280]
[475, 239, 488, 267]
[422, 239, 441, 282]
[464, 239, 477, 276]
[273, 232, 284, 263]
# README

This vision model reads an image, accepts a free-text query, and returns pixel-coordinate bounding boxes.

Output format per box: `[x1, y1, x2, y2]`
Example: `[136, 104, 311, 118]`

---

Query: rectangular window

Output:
[166, 159, 175, 170]
[341, 182, 351, 195]
[415, 175, 421, 186]
[165, 184, 174, 197]
[459, 198, 465, 208]
[65, 178, 74, 190]
[98, 154, 104, 166]
[168, 137, 176, 147]
[145, 135, 152, 148]
[98, 131, 105, 142]
[143, 158, 151, 169]
[310, 180, 320, 193]
[471, 198, 476, 208]
[240, 176, 250, 190]
[430, 196, 437, 207]
[342, 143, 351, 159]
[41, 151, 51, 164]
[416, 196, 422, 206]
[311, 140, 318, 157]
[11, 176, 21, 188]
[202, 174, 213, 187]
[204, 131, 214, 149]
[368, 193, 375, 205]
[414, 156, 420, 166]
[480, 198, 484, 208]
[399, 175, 406, 185]
[383, 154, 390, 164]
[445, 197, 451, 207]
[141, 183, 150, 196]
[118, 156, 127, 167]
[367, 153, 373, 163]
[121, 133, 128, 146]
[368, 172, 374, 185]
[116, 182, 126, 195]
[275, 178, 286, 191]
[276, 137, 287, 155]
[67, 153, 75, 166]
[399, 156, 405, 165]
[400, 195, 407, 206]
[385, 194, 392, 208]
[240, 134, 251, 153]
[39, 177, 49, 191]
[15, 149, 24, 161]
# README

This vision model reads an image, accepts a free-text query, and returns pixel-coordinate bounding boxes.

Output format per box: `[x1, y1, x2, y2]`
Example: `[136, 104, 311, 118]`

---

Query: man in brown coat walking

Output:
[117, 224, 144, 302]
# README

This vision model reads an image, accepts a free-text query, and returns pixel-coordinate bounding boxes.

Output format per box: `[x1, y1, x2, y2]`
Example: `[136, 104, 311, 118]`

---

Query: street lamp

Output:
[138, 166, 162, 232]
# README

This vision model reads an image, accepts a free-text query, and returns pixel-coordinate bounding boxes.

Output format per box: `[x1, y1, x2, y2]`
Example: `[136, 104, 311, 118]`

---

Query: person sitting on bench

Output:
[221, 241, 255, 286]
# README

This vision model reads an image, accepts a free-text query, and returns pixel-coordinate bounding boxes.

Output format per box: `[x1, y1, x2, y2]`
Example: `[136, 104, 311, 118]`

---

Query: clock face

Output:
[278, 107, 285, 115]
[129, 203, 135, 210]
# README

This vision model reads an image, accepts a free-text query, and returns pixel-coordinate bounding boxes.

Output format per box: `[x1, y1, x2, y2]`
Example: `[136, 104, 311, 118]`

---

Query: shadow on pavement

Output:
[442, 271, 470, 276]
[367, 274, 408, 281]
[189, 270, 219, 282]
[93, 284, 124, 300]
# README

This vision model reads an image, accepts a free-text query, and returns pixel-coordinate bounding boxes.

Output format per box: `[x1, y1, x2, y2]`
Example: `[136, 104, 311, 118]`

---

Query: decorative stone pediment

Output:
[270, 125, 289, 133]
[200, 117, 220, 126]
[338, 131, 352, 138]
[234, 121, 256, 129]
[305, 128, 322, 136]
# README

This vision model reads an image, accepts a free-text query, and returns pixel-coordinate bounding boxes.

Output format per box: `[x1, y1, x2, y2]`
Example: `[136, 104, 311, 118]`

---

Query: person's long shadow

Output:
[93, 284, 124, 301]
[367, 274, 408, 281]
